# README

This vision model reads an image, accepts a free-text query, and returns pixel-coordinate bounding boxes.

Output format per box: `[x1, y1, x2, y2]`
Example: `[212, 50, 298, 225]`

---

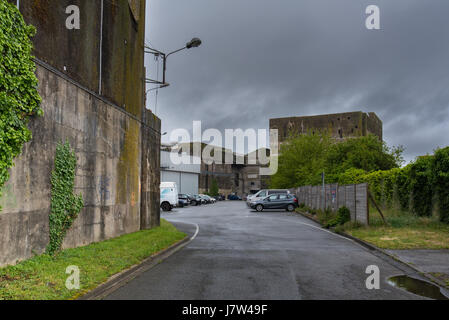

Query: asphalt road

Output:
[105, 201, 427, 300]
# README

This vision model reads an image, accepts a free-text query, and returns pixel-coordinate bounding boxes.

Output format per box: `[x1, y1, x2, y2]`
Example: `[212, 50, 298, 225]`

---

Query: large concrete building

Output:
[164, 143, 269, 198]
[161, 150, 201, 195]
[0, 1, 161, 266]
[199, 149, 270, 198]
[270, 111, 383, 143]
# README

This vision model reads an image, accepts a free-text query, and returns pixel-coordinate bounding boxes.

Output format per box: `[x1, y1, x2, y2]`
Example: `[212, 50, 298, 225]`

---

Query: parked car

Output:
[250, 194, 298, 213]
[178, 194, 191, 207]
[228, 193, 242, 201]
[199, 194, 216, 204]
[246, 189, 290, 207]
[246, 190, 261, 202]
[187, 194, 202, 206]
[160, 182, 179, 212]
[197, 194, 210, 204]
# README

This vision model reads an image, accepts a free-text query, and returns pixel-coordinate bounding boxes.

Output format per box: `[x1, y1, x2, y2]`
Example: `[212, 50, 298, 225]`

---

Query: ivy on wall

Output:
[47, 141, 84, 255]
[0, 0, 42, 208]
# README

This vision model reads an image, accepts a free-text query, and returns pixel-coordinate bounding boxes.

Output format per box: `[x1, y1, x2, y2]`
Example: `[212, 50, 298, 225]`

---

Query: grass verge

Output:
[340, 208, 449, 250]
[295, 205, 449, 249]
[0, 219, 186, 300]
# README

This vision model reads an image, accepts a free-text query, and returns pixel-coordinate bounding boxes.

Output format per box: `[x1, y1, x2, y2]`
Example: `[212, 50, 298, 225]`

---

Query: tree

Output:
[209, 178, 219, 197]
[270, 131, 332, 188]
[270, 132, 404, 189]
[325, 135, 404, 181]
[408, 155, 434, 217]
[433, 147, 449, 223]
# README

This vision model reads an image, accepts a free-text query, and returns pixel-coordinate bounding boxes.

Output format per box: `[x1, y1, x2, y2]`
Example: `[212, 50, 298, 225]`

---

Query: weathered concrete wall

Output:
[0, 62, 161, 267]
[17, 0, 146, 118]
[293, 183, 370, 225]
[140, 110, 161, 230]
[270, 111, 383, 143]
[0, 0, 160, 267]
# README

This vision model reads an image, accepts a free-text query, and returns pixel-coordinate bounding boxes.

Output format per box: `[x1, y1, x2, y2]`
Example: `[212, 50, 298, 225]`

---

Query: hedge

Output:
[433, 147, 449, 223]
[336, 148, 449, 223]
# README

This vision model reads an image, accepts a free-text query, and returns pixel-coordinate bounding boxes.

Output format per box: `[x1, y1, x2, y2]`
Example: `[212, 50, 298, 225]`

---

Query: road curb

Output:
[336, 231, 449, 290]
[295, 210, 320, 224]
[78, 236, 191, 300]
[295, 210, 449, 290]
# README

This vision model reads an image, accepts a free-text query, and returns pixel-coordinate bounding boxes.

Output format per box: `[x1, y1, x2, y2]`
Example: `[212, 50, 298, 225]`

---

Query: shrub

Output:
[395, 165, 411, 211]
[325, 206, 351, 228]
[433, 147, 449, 223]
[208, 178, 219, 197]
[409, 156, 434, 217]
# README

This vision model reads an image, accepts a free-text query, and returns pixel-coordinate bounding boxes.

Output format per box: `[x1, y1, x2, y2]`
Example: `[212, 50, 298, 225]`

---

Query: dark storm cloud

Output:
[145, 0, 449, 162]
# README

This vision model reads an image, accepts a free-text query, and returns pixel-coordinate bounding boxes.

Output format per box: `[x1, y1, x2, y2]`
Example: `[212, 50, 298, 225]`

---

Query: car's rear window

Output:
[268, 190, 288, 195]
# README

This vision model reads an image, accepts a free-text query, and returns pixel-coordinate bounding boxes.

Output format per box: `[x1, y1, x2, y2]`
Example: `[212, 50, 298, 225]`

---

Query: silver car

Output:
[246, 189, 290, 207]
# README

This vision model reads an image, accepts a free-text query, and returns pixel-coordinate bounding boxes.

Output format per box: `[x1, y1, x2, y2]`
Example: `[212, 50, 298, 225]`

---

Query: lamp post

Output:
[145, 38, 202, 90]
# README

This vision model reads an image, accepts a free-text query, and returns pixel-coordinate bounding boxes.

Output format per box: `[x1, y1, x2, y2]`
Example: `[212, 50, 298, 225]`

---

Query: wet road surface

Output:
[105, 201, 426, 300]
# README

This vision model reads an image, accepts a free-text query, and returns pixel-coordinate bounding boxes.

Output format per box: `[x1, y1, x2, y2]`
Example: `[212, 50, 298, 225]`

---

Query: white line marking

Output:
[166, 220, 200, 242]
[191, 223, 200, 241]
[257, 215, 358, 245]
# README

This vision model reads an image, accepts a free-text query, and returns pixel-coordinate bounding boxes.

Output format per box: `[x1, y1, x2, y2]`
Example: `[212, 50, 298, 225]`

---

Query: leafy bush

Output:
[409, 156, 434, 217]
[325, 135, 404, 178]
[0, 1, 42, 208]
[270, 132, 403, 189]
[270, 130, 332, 188]
[433, 147, 449, 223]
[336, 168, 367, 185]
[208, 178, 219, 197]
[317, 207, 335, 226]
[325, 206, 351, 228]
[394, 165, 411, 211]
[47, 142, 84, 255]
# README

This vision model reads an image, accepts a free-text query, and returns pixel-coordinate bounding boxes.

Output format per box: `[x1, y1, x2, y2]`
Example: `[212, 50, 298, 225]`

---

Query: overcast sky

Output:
[145, 0, 449, 163]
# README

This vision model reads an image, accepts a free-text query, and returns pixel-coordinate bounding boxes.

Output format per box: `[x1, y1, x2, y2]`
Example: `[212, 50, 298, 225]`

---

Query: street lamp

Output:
[144, 38, 202, 90]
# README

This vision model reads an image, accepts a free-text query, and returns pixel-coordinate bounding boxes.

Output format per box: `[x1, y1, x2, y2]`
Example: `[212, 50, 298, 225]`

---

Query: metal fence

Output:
[290, 183, 369, 225]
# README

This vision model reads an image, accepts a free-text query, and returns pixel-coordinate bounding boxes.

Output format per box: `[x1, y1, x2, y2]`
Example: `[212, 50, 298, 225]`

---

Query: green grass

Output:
[0, 219, 186, 300]
[343, 208, 449, 249]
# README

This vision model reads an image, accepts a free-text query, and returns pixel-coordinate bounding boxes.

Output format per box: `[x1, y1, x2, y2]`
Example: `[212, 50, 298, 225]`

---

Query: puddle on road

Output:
[388, 275, 449, 300]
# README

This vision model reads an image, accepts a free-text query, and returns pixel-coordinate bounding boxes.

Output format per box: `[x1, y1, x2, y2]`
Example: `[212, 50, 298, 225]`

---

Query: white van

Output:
[160, 182, 179, 212]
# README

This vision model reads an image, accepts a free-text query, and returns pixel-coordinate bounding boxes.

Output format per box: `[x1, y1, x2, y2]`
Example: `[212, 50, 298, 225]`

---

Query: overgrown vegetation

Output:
[433, 147, 449, 223]
[325, 206, 351, 228]
[0, 1, 42, 208]
[341, 207, 449, 249]
[297, 203, 449, 249]
[271, 132, 403, 189]
[208, 178, 219, 197]
[0, 220, 186, 300]
[47, 141, 84, 255]
[272, 131, 449, 224]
